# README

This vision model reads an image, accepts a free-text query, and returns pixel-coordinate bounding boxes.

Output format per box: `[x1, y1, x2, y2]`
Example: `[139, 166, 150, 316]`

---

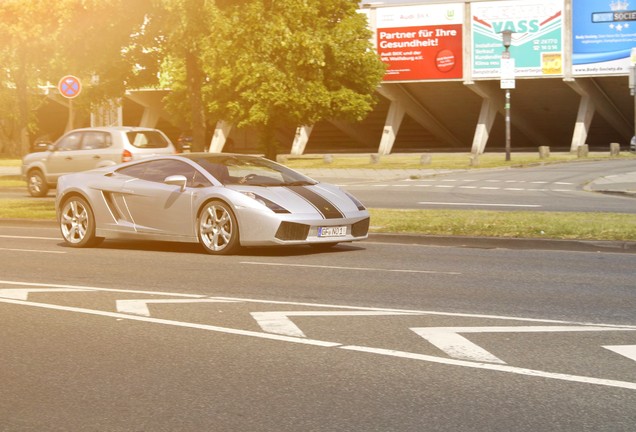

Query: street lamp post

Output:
[500, 30, 514, 162]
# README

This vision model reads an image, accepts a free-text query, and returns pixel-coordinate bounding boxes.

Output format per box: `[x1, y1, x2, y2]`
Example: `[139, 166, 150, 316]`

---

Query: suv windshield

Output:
[126, 131, 170, 149]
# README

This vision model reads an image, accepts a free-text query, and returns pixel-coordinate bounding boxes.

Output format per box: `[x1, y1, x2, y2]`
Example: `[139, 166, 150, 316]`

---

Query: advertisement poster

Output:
[471, 0, 564, 78]
[376, 4, 464, 81]
[572, 0, 636, 75]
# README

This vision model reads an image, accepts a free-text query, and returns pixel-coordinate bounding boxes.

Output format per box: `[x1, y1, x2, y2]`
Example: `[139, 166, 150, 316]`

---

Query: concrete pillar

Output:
[610, 142, 620, 157]
[209, 120, 233, 152]
[570, 94, 595, 152]
[539, 146, 550, 159]
[420, 154, 432, 165]
[290, 125, 314, 155]
[471, 98, 498, 154]
[377, 99, 405, 155]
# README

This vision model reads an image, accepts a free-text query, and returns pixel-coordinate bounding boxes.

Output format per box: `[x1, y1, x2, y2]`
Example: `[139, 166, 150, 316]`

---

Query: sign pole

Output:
[58, 75, 82, 132]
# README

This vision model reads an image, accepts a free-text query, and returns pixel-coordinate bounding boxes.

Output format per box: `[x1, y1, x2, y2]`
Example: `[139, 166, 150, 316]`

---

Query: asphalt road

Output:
[1, 223, 635, 431]
[318, 159, 636, 213]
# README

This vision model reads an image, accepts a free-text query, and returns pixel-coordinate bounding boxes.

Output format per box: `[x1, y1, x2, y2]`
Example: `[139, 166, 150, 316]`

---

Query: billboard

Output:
[471, 0, 564, 78]
[572, 0, 636, 75]
[376, 3, 464, 81]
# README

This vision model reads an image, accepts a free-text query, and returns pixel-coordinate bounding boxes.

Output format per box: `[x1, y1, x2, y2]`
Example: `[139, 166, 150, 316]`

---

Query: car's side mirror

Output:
[164, 175, 187, 192]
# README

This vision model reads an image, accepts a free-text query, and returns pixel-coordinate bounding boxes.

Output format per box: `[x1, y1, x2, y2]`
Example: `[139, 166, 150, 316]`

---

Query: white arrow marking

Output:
[604, 345, 636, 363]
[0, 288, 95, 300]
[252, 311, 421, 337]
[412, 326, 635, 364]
[116, 299, 242, 316]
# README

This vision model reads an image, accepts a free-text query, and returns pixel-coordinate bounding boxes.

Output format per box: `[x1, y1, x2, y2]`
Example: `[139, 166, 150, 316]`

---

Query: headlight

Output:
[241, 192, 290, 213]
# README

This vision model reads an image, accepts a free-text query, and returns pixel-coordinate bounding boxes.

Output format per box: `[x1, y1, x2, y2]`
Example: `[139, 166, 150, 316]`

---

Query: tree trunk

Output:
[14, 62, 31, 156]
[185, 51, 207, 152]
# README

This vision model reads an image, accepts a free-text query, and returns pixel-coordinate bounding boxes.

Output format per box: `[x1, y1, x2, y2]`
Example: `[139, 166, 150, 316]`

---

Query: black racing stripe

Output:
[286, 186, 345, 219]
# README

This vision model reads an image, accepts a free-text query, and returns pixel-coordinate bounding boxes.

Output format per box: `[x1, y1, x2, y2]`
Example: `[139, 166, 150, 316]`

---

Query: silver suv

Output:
[22, 127, 176, 197]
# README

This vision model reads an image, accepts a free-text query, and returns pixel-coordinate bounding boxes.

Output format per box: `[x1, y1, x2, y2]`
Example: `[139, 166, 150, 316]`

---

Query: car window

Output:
[126, 131, 171, 149]
[116, 159, 212, 188]
[54, 132, 82, 151]
[81, 132, 111, 150]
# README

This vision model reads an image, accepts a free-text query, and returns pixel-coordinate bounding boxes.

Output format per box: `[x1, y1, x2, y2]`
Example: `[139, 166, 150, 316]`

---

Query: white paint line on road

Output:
[2, 295, 635, 390]
[418, 202, 542, 208]
[117, 298, 242, 316]
[252, 311, 422, 338]
[604, 345, 636, 362]
[0, 296, 340, 348]
[0, 248, 65, 254]
[240, 261, 461, 275]
[1, 280, 635, 390]
[0, 280, 206, 298]
[412, 326, 636, 365]
[340, 345, 636, 391]
[0, 235, 58, 240]
[0, 288, 95, 300]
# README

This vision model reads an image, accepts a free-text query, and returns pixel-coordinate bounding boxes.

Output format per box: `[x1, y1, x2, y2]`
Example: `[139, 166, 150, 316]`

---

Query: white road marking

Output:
[418, 201, 542, 208]
[117, 298, 241, 316]
[1, 280, 635, 390]
[0, 248, 65, 254]
[240, 261, 461, 275]
[604, 345, 636, 362]
[0, 280, 206, 298]
[412, 326, 636, 364]
[0, 235, 58, 240]
[0, 288, 94, 300]
[340, 345, 636, 390]
[252, 311, 422, 337]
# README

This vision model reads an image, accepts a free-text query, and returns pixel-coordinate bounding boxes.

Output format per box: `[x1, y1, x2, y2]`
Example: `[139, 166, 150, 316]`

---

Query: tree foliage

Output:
[0, 0, 385, 157]
[205, 0, 385, 158]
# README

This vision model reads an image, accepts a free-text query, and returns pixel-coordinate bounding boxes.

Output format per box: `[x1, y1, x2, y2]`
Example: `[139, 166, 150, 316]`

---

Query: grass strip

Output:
[283, 152, 636, 170]
[368, 208, 636, 241]
[0, 199, 56, 220]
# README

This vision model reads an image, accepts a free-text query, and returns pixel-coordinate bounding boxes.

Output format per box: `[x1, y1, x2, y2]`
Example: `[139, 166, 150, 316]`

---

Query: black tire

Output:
[27, 170, 49, 197]
[197, 200, 240, 255]
[59, 196, 103, 248]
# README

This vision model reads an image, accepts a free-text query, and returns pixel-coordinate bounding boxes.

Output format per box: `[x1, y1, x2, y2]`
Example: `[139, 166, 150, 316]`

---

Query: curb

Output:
[367, 233, 636, 254]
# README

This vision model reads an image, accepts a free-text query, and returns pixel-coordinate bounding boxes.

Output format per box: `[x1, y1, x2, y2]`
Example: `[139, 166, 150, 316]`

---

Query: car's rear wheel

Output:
[27, 170, 49, 197]
[59, 196, 103, 248]
[198, 200, 240, 255]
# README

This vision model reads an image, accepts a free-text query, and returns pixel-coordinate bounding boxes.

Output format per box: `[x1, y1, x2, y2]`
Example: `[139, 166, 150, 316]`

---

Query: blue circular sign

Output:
[58, 75, 82, 99]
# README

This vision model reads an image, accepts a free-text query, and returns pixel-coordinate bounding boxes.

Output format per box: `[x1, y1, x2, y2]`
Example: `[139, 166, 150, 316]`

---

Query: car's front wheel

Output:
[198, 200, 240, 255]
[27, 170, 49, 197]
[59, 196, 103, 248]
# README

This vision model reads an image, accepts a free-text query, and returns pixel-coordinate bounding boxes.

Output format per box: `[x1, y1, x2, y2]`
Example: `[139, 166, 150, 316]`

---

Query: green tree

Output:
[0, 0, 155, 156]
[151, 0, 220, 152]
[0, 0, 63, 155]
[206, 0, 386, 159]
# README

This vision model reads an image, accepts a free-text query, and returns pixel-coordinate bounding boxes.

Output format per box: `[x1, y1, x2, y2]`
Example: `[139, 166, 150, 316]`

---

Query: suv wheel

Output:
[27, 170, 49, 197]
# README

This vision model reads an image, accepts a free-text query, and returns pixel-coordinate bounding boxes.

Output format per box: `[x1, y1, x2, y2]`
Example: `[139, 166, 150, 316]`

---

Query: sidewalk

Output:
[584, 171, 636, 196]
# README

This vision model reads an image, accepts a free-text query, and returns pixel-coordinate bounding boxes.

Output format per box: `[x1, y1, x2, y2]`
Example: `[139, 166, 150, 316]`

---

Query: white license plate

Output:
[318, 226, 347, 237]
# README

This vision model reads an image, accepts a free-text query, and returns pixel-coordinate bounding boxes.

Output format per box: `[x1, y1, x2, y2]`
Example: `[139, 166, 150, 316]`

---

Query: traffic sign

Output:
[58, 75, 82, 99]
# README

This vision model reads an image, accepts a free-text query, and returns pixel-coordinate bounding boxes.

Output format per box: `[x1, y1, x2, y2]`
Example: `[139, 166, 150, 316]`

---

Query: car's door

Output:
[45, 132, 84, 180]
[78, 131, 119, 169]
[118, 159, 208, 238]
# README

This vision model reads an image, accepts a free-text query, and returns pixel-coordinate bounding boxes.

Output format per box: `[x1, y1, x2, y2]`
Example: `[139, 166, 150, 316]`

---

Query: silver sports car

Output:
[55, 153, 370, 254]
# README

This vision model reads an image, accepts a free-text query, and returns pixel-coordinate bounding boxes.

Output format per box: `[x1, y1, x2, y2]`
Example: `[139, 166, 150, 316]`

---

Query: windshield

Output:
[186, 154, 317, 186]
